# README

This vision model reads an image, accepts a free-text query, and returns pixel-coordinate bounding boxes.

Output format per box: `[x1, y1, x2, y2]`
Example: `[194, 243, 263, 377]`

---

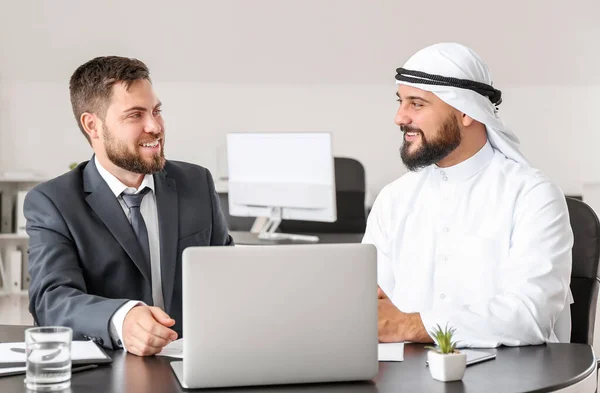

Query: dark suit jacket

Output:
[24, 158, 233, 348]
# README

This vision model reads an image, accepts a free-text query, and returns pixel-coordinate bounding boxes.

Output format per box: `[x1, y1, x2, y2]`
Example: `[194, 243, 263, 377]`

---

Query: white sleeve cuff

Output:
[109, 301, 145, 351]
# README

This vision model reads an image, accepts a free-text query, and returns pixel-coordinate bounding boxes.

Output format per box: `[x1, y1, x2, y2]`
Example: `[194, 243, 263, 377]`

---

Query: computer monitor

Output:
[226, 132, 336, 242]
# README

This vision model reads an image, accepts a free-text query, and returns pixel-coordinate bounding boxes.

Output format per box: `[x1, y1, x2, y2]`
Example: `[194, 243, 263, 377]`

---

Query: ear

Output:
[460, 112, 475, 127]
[80, 112, 101, 141]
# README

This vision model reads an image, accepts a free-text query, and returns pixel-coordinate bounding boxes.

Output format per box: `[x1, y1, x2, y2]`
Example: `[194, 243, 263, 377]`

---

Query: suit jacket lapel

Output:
[83, 158, 152, 285]
[154, 170, 179, 313]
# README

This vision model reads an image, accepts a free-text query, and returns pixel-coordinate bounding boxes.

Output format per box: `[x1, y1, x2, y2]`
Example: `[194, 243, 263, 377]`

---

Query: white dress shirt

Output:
[95, 157, 164, 350]
[363, 141, 574, 347]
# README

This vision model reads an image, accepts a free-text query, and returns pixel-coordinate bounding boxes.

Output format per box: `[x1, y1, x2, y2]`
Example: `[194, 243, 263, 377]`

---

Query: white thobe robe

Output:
[363, 141, 573, 347]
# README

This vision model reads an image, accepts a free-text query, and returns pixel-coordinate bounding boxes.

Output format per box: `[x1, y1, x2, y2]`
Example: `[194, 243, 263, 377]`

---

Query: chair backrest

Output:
[278, 157, 367, 234]
[567, 197, 600, 344]
[218, 192, 256, 231]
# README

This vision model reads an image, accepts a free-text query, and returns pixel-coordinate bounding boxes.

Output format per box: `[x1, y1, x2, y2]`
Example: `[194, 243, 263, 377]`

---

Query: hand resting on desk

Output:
[123, 306, 178, 356]
[377, 287, 433, 344]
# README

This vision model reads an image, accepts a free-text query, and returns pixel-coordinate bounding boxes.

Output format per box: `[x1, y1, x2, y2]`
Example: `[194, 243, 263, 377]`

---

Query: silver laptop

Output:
[171, 244, 378, 389]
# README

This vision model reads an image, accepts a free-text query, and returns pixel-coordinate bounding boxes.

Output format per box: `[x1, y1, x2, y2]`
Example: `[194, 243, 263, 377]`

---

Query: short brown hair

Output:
[69, 56, 151, 143]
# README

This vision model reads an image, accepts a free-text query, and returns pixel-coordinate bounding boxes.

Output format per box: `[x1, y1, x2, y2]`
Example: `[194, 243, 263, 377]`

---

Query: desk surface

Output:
[0, 325, 596, 393]
[230, 231, 364, 245]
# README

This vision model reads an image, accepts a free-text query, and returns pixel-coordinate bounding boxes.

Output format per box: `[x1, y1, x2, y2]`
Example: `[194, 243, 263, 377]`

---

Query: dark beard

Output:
[103, 125, 166, 174]
[400, 115, 461, 172]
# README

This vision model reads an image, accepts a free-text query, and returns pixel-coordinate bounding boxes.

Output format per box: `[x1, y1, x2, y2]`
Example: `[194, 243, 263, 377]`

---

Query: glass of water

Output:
[25, 326, 72, 391]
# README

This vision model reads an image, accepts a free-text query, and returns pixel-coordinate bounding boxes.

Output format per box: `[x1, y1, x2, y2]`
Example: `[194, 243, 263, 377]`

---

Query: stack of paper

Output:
[378, 343, 405, 362]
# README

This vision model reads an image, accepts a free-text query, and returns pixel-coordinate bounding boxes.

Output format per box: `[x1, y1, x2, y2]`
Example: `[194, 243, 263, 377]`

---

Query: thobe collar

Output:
[432, 140, 494, 183]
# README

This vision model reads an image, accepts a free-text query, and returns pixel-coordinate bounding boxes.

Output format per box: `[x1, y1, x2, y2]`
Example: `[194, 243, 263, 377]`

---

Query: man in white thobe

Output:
[363, 43, 573, 348]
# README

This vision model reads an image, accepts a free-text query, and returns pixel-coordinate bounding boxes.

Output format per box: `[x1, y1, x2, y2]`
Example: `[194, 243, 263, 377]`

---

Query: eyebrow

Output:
[396, 93, 431, 103]
[123, 101, 162, 113]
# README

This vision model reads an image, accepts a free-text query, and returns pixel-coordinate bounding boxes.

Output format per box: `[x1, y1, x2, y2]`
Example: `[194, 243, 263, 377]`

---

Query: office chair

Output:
[567, 197, 600, 345]
[278, 157, 367, 234]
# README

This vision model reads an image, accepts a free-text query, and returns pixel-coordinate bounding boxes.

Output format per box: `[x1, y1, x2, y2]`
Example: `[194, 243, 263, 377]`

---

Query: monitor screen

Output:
[227, 132, 336, 223]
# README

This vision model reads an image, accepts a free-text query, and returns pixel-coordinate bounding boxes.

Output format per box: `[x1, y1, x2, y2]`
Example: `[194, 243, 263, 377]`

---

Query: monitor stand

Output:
[257, 207, 319, 243]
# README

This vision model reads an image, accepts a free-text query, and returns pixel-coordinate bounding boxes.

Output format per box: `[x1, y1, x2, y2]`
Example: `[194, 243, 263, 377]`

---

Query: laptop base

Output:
[170, 361, 189, 389]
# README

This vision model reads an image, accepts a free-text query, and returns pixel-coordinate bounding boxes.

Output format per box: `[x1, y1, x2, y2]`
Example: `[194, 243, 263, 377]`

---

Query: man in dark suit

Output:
[24, 56, 233, 356]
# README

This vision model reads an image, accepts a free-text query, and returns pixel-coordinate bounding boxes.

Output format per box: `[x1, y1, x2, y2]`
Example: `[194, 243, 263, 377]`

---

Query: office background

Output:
[0, 2, 600, 391]
[0, 0, 598, 206]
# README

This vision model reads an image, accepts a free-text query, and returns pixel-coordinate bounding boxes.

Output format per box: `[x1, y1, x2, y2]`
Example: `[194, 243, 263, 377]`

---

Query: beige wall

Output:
[0, 0, 598, 202]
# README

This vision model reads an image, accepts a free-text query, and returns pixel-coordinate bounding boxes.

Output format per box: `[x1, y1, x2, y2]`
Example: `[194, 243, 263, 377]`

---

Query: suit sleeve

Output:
[205, 169, 234, 246]
[24, 188, 128, 349]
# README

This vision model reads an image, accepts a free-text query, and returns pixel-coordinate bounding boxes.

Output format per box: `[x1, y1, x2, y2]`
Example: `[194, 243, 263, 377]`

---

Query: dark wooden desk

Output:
[230, 231, 363, 245]
[0, 325, 596, 392]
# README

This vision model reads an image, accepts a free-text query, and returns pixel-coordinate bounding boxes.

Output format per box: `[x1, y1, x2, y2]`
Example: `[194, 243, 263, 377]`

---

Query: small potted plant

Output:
[426, 324, 466, 382]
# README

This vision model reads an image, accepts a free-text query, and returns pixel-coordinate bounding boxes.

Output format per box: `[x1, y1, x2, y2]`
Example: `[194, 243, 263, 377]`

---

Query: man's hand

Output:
[378, 287, 433, 343]
[122, 306, 178, 356]
[378, 287, 403, 342]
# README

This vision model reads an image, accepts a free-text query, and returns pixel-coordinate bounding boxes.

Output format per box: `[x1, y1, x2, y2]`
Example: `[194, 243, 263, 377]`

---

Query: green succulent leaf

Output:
[427, 323, 459, 354]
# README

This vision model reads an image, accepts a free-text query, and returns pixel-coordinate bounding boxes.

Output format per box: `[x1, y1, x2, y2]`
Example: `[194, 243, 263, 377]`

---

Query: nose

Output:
[395, 105, 412, 127]
[145, 116, 162, 134]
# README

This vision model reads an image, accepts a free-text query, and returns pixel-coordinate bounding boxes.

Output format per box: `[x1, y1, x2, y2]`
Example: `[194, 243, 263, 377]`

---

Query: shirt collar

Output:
[433, 140, 494, 183]
[94, 156, 155, 197]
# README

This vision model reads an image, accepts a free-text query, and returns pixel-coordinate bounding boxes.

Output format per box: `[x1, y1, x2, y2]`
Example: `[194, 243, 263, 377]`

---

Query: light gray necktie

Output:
[121, 187, 152, 270]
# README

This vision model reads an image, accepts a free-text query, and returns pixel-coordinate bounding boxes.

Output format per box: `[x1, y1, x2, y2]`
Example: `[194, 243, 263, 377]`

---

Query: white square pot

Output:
[427, 350, 467, 382]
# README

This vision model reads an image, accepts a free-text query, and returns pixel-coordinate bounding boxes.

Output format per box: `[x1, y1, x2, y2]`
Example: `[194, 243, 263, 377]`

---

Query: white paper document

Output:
[157, 338, 183, 359]
[0, 340, 109, 365]
[157, 340, 404, 362]
[378, 343, 404, 362]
